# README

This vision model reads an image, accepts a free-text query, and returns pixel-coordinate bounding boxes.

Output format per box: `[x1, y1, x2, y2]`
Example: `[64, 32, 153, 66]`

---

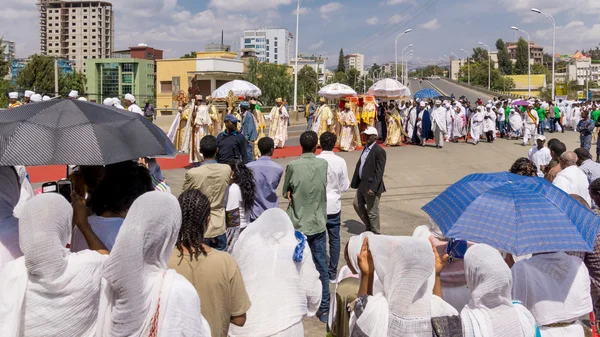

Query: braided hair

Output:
[509, 157, 537, 177]
[229, 160, 256, 212]
[176, 189, 210, 263]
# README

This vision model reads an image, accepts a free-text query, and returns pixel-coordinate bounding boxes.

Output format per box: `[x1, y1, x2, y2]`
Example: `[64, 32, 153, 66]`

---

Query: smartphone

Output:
[446, 238, 468, 263]
[57, 180, 72, 203]
[42, 181, 58, 193]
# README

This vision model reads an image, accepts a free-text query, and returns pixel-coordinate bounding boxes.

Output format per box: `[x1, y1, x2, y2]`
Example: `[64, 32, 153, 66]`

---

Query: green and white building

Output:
[86, 58, 155, 104]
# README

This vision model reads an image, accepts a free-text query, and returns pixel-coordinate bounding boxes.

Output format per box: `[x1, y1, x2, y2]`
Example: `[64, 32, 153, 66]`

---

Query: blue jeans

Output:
[247, 142, 254, 161]
[538, 122, 545, 135]
[307, 117, 314, 131]
[498, 121, 506, 138]
[204, 233, 227, 251]
[307, 231, 330, 313]
[326, 212, 341, 280]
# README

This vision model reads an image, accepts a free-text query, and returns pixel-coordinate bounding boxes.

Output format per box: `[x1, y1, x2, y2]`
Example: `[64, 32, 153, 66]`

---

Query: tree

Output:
[346, 68, 361, 93]
[531, 63, 549, 76]
[16, 54, 56, 94]
[495, 38, 512, 75]
[0, 38, 11, 108]
[326, 71, 349, 85]
[514, 37, 529, 75]
[60, 71, 86, 97]
[297, 65, 319, 101]
[471, 47, 489, 63]
[337, 48, 345, 73]
[181, 51, 197, 59]
[244, 58, 293, 106]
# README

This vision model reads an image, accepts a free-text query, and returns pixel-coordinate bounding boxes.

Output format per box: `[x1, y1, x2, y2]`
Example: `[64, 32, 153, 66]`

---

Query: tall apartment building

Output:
[344, 53, 365, 75]
[240, 28, 293, 64]
[506, 41, 544, 65]
[38, 0, 114, 73]
[1, 40, 16, 61]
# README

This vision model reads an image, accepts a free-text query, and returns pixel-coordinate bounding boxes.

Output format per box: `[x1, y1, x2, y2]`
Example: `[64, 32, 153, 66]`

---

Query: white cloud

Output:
[384, 0, 411, 4]
[209, 0, 292, 11]
[419, 18, 440, 31]
[320, 2, 342, 20]
[533, 20, 600, 54]
[389, 14, 408, 24]
[292, 7, 310, 15]
[309, 40, 324, 50]
[366, 17, 379, 25]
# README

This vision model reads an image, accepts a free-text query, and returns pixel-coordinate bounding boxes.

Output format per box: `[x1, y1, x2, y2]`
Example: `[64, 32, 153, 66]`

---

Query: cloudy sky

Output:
[2, 0, 600, 68]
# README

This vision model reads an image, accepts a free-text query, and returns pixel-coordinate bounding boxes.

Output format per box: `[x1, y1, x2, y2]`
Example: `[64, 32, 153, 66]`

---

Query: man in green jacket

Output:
[534, 102, 546, 135]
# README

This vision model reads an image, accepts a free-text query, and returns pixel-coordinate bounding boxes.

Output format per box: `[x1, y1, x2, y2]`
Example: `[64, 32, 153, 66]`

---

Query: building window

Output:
[84, 42, 88, 46]
[92, 42, 96, 46]
[92, 9, 96, 12]
[160, 81, 172, 93]
[83, 16, 87, 19]
[84, 56, 88, 59]
[83, 49, 87, 52]
[92, 22, 95, 26]
[84, 36, 87, 39]
[123, 63, 134, 72]
[72, 22, 76, 26]
[84, 9, 87, 12]
[83, 29, 87, 32]
[274, 41, 278, 47]
[72, 43, 76, 46]
[92, 49, 96, 52]
[72, 29, 76, 33]
[72, 49, 76, 53]
[92, 29, 96, 32]
[84, 22, 88, 26]
[72, 16, 76, 19]
[275, 48, 278, 54]
[245, 39, 252, 44]
[122, 73, 133, 84]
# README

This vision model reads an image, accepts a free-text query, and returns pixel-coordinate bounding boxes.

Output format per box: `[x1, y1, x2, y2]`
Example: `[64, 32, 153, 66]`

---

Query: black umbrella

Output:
[0, 99, 176, 166]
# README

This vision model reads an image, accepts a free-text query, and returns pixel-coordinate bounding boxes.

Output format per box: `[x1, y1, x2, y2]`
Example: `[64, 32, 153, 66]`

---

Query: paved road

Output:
[409, 78, 493, 104]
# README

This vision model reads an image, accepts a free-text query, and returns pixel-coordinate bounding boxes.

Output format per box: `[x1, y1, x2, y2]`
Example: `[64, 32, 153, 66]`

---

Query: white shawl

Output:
[96, 191, 210, 337]
[0, 193, 105, 337]
[12, 166, 34, 218]
[461, 244, 537, 337]
[229, 208, 322, 337]
[0, 167, 22, 268]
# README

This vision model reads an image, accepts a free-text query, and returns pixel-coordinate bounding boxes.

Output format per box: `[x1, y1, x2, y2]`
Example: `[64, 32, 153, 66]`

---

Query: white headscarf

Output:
[12, 166, 34, 218]
[97, 191, 209, 337]
[461, 244, 537, 337]
[0, 167, 22, 267]
[0, 193, 106, 337]
[354, 236, 436, 337]
[229, 208, 321, 337]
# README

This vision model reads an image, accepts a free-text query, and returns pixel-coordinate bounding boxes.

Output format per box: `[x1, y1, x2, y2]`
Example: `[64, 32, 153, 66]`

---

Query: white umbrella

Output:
[211, 80, 262, 98]
[318, 83, 357, 100]
[367, 78, 411, 98]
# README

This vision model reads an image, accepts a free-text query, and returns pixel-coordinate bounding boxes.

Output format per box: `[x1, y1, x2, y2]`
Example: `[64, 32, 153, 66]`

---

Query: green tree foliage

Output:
[457, 58, 513, 91]
[244, 58, 293, 106]
[181, 51, 197, 59]
[0, 38, 12, 107]
[531, 63, 549, 76]
[414, 65, 444, 78]
[346, 68, 362, 93]
[16, 54, 56, 94]
[496, 38, 512, 75]
[297, 65, 319, 101]
[514, 37, 529, 75]
[471, 47, 489, 63]
[59, 71, 86, 97]
[326, 71, 349, 85]
[337, 48, 345, 73]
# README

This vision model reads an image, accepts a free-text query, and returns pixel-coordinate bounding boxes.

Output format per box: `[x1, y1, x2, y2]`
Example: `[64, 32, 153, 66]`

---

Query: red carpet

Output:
[26, 141, 394, 183]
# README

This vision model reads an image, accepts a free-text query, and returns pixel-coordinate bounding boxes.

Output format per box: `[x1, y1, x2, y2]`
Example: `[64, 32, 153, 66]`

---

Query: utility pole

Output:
[54, 59, 59, 97]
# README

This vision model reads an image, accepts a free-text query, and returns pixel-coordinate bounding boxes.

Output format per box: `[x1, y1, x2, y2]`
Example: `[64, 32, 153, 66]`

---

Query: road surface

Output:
[409, 78, 493, 104]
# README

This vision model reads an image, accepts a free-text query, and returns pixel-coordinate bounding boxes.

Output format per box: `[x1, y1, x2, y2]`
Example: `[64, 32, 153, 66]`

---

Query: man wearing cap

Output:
[351, 126, 386, 234]
[30, 94, 42, 103]
[528, 135, 551, 177]
[23, 90, 35, 104]
[8, 92, 21, 109]
[240, 101, 258, 160]
[217, 114, 249, 164]
[123, 94, 143, 116]
[268, 98, 289, 148]
[305, 96, 317, 131]
[68, 90, 78, 99]
[430, 99, 448, 148]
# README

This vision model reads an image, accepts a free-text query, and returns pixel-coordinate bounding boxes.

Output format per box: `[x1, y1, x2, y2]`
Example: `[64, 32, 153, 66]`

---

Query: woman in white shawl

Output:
[351, 236, 460, 337]
[12, 166, 34, 217]
[0, 167, 21, 268]
[483, 104, 497, 143]
[451, 106, 467, 143]
[508, 108, 523, 139]
[406, 101, 417, 143]
[229, 208, 322, 337]
[470, 106, 485, 145]
[0, 193, 107, 336]
[460, 244, 539, 337]
[96, 191, 211, 337]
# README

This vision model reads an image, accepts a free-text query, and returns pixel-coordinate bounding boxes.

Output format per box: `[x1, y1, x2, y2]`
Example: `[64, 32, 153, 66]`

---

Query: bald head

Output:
[560, 151, 578, 169]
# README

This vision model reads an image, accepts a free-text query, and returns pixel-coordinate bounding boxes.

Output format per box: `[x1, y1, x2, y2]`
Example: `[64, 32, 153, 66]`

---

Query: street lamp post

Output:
[403, 49, 413, 85]
[404, 53, 413, 85]
[479, 42, 491, 90]
[460, 48, 470, 85]
[450, 52, 458, 79]
[293, 0, 300, 119]
[401, 44, 413, 84]
[394, 29, 412, 81]
[511, 26, 531, 98]
[532, 8, 556, 101]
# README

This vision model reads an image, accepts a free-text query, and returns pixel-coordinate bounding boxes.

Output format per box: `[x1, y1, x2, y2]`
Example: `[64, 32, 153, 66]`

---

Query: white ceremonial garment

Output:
[470, 111, 484, 143]
[12, 166, 34, 218]
[96, 192, 210, 337]
[461, 244, 538, 337]
[229, 209, 322, 337]
[0, 167, 22, 268]
[0, 194, 106, 337]
[431, 107, 448, 134]
[127, 103, 144, 116]
[552, 165, 592, 206]
[528, 146, 552, 178]
[483, 109, 497, 138]
[512, 252, 592, 337]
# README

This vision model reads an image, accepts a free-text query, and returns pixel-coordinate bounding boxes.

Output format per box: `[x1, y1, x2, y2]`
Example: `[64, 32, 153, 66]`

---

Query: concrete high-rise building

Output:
[38, 0, 114, 73]
[240, 28, 293, 64]
[344, 53, 365, 75]
[1, 40, 16, 61]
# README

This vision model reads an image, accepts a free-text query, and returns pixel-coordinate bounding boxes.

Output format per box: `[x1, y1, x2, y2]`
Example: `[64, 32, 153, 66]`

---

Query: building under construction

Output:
[38, 0, 114, 73]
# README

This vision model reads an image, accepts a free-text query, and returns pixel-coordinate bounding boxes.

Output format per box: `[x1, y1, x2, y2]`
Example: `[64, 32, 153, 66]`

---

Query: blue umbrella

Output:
[422, 172, 600, 255]
[414, 88, 442, 99]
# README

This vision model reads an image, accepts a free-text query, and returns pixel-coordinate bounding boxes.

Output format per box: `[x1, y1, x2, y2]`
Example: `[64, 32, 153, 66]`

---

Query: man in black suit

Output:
[351, 127, 386, 234]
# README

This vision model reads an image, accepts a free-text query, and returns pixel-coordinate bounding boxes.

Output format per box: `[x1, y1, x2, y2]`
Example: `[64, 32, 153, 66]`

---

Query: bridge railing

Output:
[441, 78, 520, 99]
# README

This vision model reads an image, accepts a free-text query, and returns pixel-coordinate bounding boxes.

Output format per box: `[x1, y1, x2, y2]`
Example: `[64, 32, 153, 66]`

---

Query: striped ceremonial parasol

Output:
[0, 99, 176, 166]
[413, 88, 442, 100]
[422, 172, 600, 255]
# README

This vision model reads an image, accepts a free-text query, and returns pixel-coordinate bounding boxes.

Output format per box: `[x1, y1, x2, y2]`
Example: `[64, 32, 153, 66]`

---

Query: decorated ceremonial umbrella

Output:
[211, 80, 262, 99]
[422, 172, 600, 256]
[413, 88, 442, 100]
[0, 99, 176, 166]
[367, 78, 411, 98]
[511, 99, 531, 107]
[318, 83, 358, 100]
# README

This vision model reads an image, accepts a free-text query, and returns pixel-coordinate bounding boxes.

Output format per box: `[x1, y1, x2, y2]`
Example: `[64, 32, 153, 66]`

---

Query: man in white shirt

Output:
[316, 131, 350, 282]
[430, 99, 447, 148]
[496, 102, 506, 139]
[123, 93, 143, 116]
[553, 151, 592, 206]
[528, 135, 552, 177]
